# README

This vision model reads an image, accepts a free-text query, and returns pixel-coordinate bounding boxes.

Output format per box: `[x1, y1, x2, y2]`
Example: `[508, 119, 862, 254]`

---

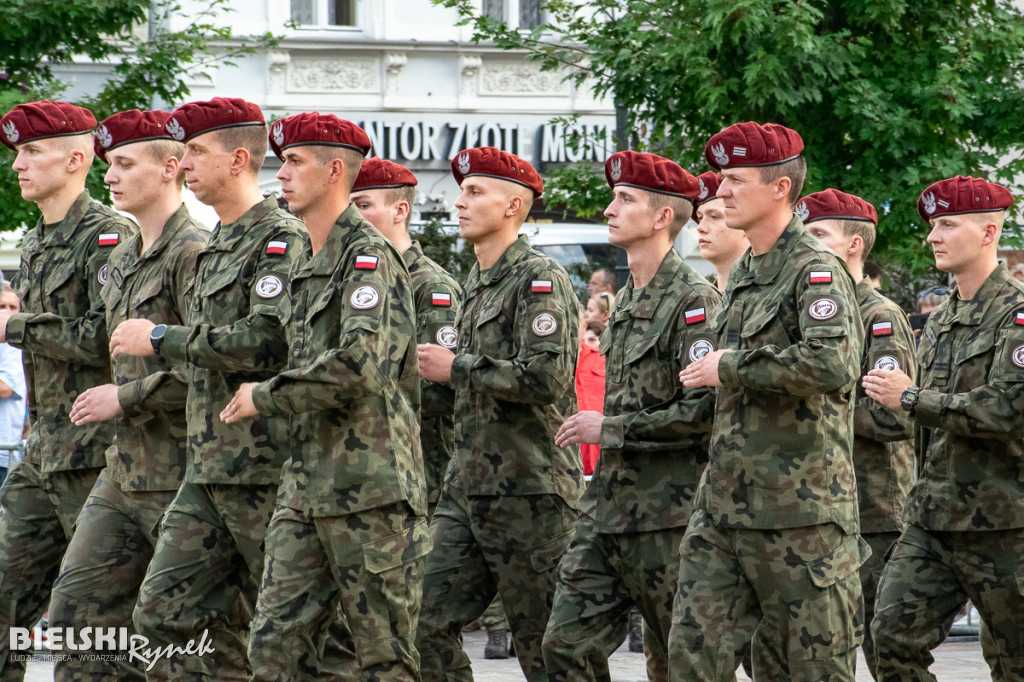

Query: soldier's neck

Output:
[745, 208, 792, 256]
[213, 182, 265, 226]
[472, 227, 519, 270]
[135, 192, 184, 253]
[952, 257, 999, 300]
[304, 191, 351, 255]
[37, 179, 86, 225]
[627, 240, 671, 289]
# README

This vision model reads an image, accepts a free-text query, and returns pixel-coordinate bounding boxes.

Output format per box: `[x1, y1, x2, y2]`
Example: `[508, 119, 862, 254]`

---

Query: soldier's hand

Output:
[109, 319, 157, 358]
[417, 343, 454, 383]
[862, 369, 913, 410]
[680, 350, 727, 387]
[70, 384, 124, 425]
[555, 411, 603, 447]
[0, 310, 12, 343]
[220, 382, 259, 423]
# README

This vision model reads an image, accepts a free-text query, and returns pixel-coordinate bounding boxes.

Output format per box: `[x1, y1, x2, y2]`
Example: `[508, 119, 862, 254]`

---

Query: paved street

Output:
[22, 632, 992, 680]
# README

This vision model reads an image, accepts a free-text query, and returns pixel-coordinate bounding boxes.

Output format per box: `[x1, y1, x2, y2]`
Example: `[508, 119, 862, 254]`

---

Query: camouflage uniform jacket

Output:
[403, 240, 462, 507]
[904, 264, 1024, 531]
[449, 234, 584, 505]
[696, 216, 864, 533]
[101, 205, 209, 491]
[587, 248, 719, 533]
[853, 278, 916, 533]
[7, 191, 135, 472]
[158, 196, 306, 485]
[252, 204, 424, 517]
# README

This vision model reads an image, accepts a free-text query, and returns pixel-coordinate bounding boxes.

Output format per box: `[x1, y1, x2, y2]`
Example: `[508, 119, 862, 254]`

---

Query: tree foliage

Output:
[434, 0, 1024, 273]
[0, 0, 281, 231]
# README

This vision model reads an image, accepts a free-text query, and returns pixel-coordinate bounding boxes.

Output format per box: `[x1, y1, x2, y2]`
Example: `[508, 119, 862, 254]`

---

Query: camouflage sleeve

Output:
[159, 230, 297, 372]
[855, 309, 916, 442]
[450, 268, 578, 405]
[416, 280, 460, 417]
[602, 290, 718, 451]
[251, 246, 403, 415]
[718, 262, 862, 396]
[913, 313, 1024, 441]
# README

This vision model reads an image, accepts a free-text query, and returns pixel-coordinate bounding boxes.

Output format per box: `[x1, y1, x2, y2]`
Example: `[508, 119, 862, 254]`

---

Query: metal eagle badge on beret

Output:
[2, 121, 18, 144]
[351, 285, 380, 310]
[808, 298, 838, 321]
[457, 152, 471, 175]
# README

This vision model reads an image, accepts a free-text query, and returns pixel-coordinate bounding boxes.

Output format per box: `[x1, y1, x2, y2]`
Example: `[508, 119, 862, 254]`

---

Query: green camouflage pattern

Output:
[248, 503, 430, 681]
[669, 513, 865, 682]
[856, 530, 900, 679]
[403, 240, 461, 507]
[902, 264, 1024, 530]
[448, 234, 584, 503]
[543, 517, 686, 682]
[697, 216, 864, 534]
[853, 278, 916, 533]
[158, 196, 306, 485]
[101, 204, 208, 491]
[7, 191, 136, 472]
[871, 525, 1024, 681]
[416, 473, 578, 682]
[251, 203, 425, 517]
[589, 248, 719, 533]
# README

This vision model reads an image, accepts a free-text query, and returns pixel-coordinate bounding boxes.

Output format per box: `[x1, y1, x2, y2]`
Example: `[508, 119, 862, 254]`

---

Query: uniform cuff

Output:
[5, 313, 27, 347]
[117, 381, 144, 418]
[450, 353, 472, 390]
[159, 325, 190, 364]
[600, 415, 625, 450]
[717, 349, 742, 386]
[909, 388, 942, 428]
[251, 380, 279, 416]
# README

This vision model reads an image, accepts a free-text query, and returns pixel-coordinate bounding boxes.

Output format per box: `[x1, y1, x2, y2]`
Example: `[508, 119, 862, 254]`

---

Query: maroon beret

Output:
[795, 188, 877, 225]
[1, 100, 97, 150]
[705, 122, 804, 170]
[695, 171, 724, 208]
[451, 147, 543, 198]
[94, 110, 173, 164]
[269, 112, 371, 160]
[165, 97, 264, 143]
[352, 158, 417, 191]
[917, 175, 1015, 222]
[605, 151, 700, 204]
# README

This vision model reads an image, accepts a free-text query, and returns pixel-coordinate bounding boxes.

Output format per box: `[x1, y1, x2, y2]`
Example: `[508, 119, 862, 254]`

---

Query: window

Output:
[291, 0, 355, 27]
[482, 0, 542, 29]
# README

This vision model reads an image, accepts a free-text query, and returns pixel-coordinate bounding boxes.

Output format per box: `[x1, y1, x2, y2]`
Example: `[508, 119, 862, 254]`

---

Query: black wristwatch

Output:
[149, 324, 168, 354]
[900, 386, 921, 412]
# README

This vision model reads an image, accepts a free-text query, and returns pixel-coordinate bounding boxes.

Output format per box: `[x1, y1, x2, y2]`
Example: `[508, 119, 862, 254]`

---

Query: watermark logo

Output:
[10, 627, 216, 672]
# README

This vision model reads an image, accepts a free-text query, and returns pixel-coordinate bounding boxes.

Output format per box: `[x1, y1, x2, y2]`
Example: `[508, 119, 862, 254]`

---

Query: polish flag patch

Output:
[431, 292, 452, 307]
[531, 280, 552, 294]
[684, 307, 706, 325]
[1015, 312, 1024, 326]
[98, 233, 119, 247]
[809, 271, 832, 284]
[872, 321, 893, 337]
[265, 240, 288, 256]
[354, 255, 378, 270]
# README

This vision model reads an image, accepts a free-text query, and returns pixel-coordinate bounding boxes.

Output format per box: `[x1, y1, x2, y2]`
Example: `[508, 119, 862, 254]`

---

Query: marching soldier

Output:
[221, 113, 428, 680]
[670, 122, 866, 681]
[47, 109, 209, 680]
[107, 97, 308, 679]
[416, 147, 583, 681]
[350, 158, 461, 518]
[865, 176, 1024, 681]
[543, 151, 718, 681]
[0, 101, 135, 680]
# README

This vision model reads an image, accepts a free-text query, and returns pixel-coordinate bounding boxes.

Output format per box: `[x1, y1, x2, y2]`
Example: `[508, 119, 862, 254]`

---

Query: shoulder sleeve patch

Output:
[684, 307, 707, 325]
[531, 279, 553, 294]
[265, 240, 288, 256]
[354, 255, 379, 270]
[1015, 311, 1024, 326]
[809, 271, 832, 284]
[871, 321, 893, 337]
[431, 292, 452, 307]
[98, 233, 119, 247]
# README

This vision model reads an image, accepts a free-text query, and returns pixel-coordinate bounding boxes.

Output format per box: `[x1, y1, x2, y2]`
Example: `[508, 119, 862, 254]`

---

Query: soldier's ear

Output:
[505, 193, 524, 218]
[229, 147, 251, 176]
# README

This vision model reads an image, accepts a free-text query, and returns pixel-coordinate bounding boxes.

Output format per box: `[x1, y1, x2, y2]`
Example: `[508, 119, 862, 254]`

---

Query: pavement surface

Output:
[21, 631, 993, 680]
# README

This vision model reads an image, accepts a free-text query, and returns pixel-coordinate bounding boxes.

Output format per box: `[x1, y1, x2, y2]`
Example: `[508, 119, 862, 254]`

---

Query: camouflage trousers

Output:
[856, 531, 900, 681]
[415, 480, 577, 682]
[248, 503, 430, 681]
[668, 512, 865, 682]
[481, 598, 508, 633]
[0, 462, 99, 682]
[48, 468, 176, 681]
[871, 524, 1024, 681]
[542, 516, 686, 682]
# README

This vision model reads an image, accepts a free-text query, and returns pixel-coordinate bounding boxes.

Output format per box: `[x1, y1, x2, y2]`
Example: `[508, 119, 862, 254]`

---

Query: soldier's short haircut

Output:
[56, 132, 95, 168]
[383, 185, 417, 229]
[309, 146, 363, 188]
[759, 156, 807, 204]
[838, 219, 876, 261]
[143, 139, 187, 187]
[214, 125, 269, 175]
[647, 192, 694, 240]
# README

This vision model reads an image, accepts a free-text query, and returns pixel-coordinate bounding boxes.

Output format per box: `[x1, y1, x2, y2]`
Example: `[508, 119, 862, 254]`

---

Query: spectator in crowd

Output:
[1011, 262, 1024, 281]
[575, 318, 606, 477]
[585, 291, 615, 325]
[918, 286, 949, 314]
[0, 284, 25, 486]
[864, 261, 885, 290]
[588, 267, 617, 297]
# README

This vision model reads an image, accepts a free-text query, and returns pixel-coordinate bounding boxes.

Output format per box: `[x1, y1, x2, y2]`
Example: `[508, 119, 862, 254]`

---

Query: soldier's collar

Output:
[35, 191, 93, 248]
[855, 277, 876, 305]
[137, 203, 193, 262]
[947, 264, 1010, 326]
[479, 234, 531, 285]
[751, 215, 804, 285]
[628, 248, 684, 319]
[402, 239, 425, 268]
[300, 203, 367, 277]
[208, 196, 278, 251]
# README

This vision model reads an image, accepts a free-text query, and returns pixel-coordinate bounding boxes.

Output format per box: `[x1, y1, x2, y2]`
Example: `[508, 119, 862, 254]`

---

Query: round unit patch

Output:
[351, 285, 380, 310]
[689, 338, 714, 363]
[808, 298, 838, 321]
[255, 275, 284, 299]
[436, 326, 458, 349]
[1013, 345, 1024, 369]
[97, 264, 108, 285]
[532, 313, 557, 337]
[873, 355, 900, 372]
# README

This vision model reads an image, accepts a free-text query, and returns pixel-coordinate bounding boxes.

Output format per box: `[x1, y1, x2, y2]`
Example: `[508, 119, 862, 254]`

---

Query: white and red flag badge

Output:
[872, 321, 893, 337]
[98, 233, 119, 247]
[531, 280, 552, 294]
[809, 271, 832, 284]
[431, 292, 452, 307]
[354, 255, 379, 270]
[684, 307, 706, 325]
[266, 240, 288, 256]
[1016, 311, 1024, 326]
